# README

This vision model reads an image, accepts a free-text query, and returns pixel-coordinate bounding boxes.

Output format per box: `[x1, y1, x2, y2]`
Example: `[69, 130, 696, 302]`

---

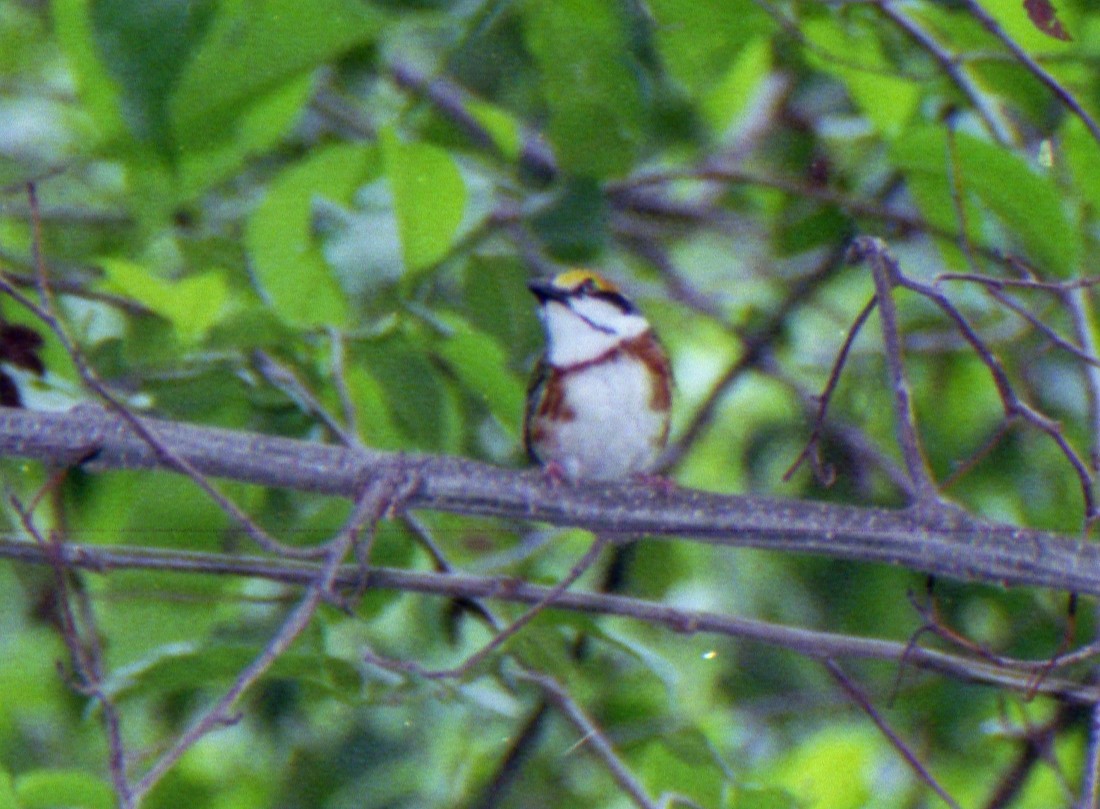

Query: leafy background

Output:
[1, 0, 1099, 807]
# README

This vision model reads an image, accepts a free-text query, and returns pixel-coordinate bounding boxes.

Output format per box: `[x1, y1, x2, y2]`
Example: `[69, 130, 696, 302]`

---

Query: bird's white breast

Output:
[541, 354, 666, 480]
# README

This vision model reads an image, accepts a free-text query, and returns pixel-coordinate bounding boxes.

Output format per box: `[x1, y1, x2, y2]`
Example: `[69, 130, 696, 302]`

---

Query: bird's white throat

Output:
[540, 299, 650, 367]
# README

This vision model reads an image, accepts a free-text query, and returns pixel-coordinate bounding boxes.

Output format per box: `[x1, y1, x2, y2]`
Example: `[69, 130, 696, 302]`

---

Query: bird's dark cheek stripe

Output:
[572, 308, 616, 335]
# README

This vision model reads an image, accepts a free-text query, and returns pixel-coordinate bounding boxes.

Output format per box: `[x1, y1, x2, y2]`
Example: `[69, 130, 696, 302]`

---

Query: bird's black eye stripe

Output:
[569, 277, 637, 313]
[592, 289, 636, 314]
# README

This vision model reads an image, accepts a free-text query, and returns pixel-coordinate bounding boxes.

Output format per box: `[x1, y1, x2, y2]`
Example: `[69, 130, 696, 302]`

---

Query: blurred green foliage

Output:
[1, 0, 1099, 806]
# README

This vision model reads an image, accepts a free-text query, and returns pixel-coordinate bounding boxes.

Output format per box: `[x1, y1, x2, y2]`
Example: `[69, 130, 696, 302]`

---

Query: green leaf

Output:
[893, 126, 1082, 276]
[51, 0, 128, 141]
[729, 785, 801, 809]
[979, 0, 1078, 52]
[381, 129, 467, 272]
[88, 0, 217, 147]
[0, 768, 15, 809]
[647, 0, 769, 94]
[1064, 118, 1100, 214]
[169, 0, 381, 151]
[702, 36, 772, 138]
[345, 365, 405, 450]
[246, 143, 378, 327]
[803, 17, 920, 138]
[359, 334, 463, 452]
[770, 725, 878, 809]
[465, 97, 523, 161]
[98, 259, 228, 344]
[176, 71, 316, 199]
[524, 0, 645, 177]
[636, 732, 727, 807]
[463, 256, 541, 362]
[15, 770, 114, 809]
[0, 630, 64, 732]
[531, 177, 608, 260]
[432, 313, 525, 441]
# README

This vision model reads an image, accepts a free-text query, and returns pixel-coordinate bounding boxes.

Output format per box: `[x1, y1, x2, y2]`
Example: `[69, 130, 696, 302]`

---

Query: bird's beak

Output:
[528, 279, 570, 305]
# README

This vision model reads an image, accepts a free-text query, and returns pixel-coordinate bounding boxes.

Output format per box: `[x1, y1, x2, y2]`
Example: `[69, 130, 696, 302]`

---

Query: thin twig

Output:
[366, 534, 609, 679]
[874, 0, 1015, 145]
[10, 495, 134, 807]
[937, 272, 1100, 293]
[983, 704, 1077, 809]
[130, 476, 397, 802]
[850, 237, 940, 502]
[940, 421, 1012, 491]
[251, 348, 355, 445]
[981, 285, 1100, 369]
[784, 295, 880, 487]
[956, 0, 1100, 145]
[1081, 700, 1100, 809]
[1, 537, 1097, 704]
[327, 327, 360, 441]
[661, 243, 849, 470]
[899, 272, 1098, 521]
[468, 703, 550, 809]
[943, 112, 983, 274]
[0, 262, 152, 317]
[517, 668, 660, 809]
[1062, 290, 1100, 471]
[388, 59, 558, 181]
[765, 354, 914, 497]
[825, 660, 962, 809]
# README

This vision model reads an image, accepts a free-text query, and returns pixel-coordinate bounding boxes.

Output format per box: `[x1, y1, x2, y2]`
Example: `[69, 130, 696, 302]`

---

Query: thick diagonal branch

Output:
[0, 405, 1097, 595]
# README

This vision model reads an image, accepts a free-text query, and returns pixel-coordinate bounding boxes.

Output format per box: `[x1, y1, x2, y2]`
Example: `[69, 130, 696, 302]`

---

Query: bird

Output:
[524, 269, 673, 482]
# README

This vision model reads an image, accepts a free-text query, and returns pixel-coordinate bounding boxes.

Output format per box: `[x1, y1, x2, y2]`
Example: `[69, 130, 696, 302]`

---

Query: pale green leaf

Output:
[465, 97, 523, 161]
[803, 17, 920, 137]
[98, 258, 228, 344]
[0, 768, 15, 809]
[647, 0, 769, 94]
[703, 37, 772, 138]
[246, 143, 378, 327]
[170, 0, 381, 149]
[524, 0, 645, 177]
[16, 770, 114, 809]
[51, 0, 127, 140]
[893, 126, 1082, 276]
[432, 313, 525, 440]
[381, 129, 467, 272]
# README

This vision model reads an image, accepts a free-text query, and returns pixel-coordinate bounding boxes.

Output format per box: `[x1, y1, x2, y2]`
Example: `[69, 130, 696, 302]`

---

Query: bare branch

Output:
[1, 405, 1099, 594]
[2, 537, 1098, 705]
[0, 237, 327, 561]
[850, 237, 940, 501]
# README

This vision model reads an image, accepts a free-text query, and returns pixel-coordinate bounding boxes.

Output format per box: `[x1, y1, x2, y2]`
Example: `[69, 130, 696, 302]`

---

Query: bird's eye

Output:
[578, 278, 598, 295]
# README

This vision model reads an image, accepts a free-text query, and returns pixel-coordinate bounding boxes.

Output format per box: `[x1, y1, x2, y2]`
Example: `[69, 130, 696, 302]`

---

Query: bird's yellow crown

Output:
[549, 269, 620, 294]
